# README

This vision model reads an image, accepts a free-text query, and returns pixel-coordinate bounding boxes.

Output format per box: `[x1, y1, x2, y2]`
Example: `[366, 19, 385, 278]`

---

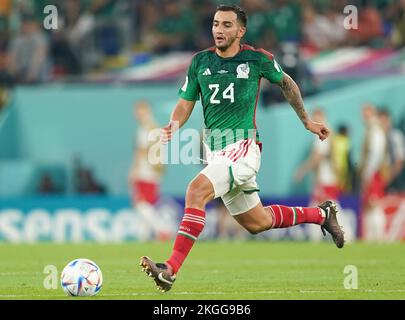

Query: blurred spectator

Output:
[0, 0, 11, 49]
[234, 0, 317, 106]
[88, 0, 118, 17]
[0, 1, 12, 89]
[331, 124, 354, 194]
[37, 173, 62, 195]
[268, 0, 302, 42]
[399, 110, 405, 135]
[73, 155, 107, 195]
[379, 108, 405, 192]
[302, 4, 347, 51]
[241, 0, 272, 47]
[89, 0, 123, 57]
[0, 84, 9, 112]
[49, 0, 84, 77]
[6, 13, 49, 84]
[150, 1, 197, 53]
[194, 0, 218, 50]
[348, 0, 384, 47]
[133, 1, 161, 51]
[260, 41, 317, 107]
[0, 0, 399, 83]
[49, 33, 82, 78]
[359, 103, 387, 241]
[389, 0, 405, 48]
[77, 169, 107, 194]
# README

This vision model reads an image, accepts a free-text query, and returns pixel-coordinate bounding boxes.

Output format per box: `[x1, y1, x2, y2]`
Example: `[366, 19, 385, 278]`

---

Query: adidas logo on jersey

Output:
[202, 68, 211, 76]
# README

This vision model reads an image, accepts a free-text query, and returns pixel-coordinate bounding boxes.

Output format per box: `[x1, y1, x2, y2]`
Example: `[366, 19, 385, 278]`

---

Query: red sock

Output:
[166, 208, 205, 274]
[265, 205, 326, 228]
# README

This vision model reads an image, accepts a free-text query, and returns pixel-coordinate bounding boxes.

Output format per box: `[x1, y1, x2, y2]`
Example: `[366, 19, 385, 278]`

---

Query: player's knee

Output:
[246, 226, 261, 235]
[245, 223, 271, 235]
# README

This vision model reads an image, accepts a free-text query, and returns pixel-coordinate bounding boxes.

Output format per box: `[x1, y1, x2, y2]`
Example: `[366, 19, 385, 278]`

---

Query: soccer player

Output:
[140, 5, 345, 292]
[128, 101, 169, 241]
[294, 109, 340, 205]
[359, 104, 387, 241]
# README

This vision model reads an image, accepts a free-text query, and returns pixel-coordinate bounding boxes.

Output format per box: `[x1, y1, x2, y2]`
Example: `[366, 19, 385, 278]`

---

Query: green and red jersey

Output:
[179, 44, 284, 150]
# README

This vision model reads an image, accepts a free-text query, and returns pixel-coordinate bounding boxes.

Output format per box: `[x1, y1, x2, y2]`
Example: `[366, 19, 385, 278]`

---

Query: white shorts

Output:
[200, 139, 261, 215]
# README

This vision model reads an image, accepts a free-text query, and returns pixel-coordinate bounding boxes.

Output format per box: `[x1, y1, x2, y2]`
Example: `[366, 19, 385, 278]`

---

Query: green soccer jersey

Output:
[179, 44, 284, 151]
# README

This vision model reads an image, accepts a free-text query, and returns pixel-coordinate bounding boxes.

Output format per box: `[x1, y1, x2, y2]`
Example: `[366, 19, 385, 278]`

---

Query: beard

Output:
[215, 35, 238, 52]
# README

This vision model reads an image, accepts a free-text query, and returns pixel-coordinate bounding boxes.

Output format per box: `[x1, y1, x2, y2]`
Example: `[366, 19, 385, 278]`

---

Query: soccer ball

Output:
[61, 258, 103, 296]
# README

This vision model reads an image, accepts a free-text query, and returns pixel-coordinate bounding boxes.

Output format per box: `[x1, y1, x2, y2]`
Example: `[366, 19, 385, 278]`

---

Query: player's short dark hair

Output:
[338, 124, 348, 136]
[378, 107, 391, 117]
[216, 5, 247, 27]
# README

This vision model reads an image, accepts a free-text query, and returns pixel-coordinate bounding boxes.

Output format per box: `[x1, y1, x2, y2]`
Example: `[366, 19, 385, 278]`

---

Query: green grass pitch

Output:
[0, 241, 404, 300]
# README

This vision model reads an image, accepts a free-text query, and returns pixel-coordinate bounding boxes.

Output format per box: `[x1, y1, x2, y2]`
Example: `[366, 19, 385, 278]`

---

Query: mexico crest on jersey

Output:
[236, 63, 250, 79]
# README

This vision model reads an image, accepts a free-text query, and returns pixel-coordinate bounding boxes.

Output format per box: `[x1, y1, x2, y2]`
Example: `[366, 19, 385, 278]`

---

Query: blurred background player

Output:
[331, 124, 354, 194]
[295, 109, 340, 205]
[128, 100, 169, 241]
[6, 13, 49, 84]
[359, 103, 387, 241]
[294, 108, 342, 241]
[378, 108, 405, 193]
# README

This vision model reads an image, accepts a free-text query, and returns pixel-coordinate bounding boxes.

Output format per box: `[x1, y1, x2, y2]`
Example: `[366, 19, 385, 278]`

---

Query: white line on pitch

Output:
[1, 289, 405, 298]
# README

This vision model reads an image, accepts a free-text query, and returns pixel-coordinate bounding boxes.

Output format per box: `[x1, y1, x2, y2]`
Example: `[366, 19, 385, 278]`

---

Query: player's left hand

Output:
[305, 120, 330, 141]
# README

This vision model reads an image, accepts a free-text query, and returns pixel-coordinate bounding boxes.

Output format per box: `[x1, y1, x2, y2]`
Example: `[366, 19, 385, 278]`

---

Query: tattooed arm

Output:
[277, 73, 330, 141]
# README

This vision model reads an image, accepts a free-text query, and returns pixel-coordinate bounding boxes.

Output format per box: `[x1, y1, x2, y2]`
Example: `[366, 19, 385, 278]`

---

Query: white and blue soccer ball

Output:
[61, 258, 103, 297]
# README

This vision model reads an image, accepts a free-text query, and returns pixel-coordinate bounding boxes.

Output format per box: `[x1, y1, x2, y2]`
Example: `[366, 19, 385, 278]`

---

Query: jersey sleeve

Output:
[259, 49, 284, 84]
[178, 55, 200, 101]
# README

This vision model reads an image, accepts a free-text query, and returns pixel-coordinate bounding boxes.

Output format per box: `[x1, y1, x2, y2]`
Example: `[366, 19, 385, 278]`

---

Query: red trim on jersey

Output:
[256, 48, 274, 60]
[192, 46, 216, 59]
[242, 138, 253, 158]
[230, 139, 247, 162]
[203, 44, 275, 61]
[230, 139, 253, 162]
[240, 44, 275, 60]
[226, 148, 236, 159]
[240, 44, 255, 52]
[253, 78, 261, 130]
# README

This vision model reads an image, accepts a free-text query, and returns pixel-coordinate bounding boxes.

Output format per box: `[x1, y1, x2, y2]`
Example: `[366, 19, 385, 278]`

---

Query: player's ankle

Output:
[165, 262, 175, 275]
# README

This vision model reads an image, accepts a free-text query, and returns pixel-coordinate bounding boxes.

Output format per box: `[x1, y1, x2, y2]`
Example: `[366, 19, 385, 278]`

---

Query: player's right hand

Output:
[160, 121, 176, 144]
[306, 120, 330, 141]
